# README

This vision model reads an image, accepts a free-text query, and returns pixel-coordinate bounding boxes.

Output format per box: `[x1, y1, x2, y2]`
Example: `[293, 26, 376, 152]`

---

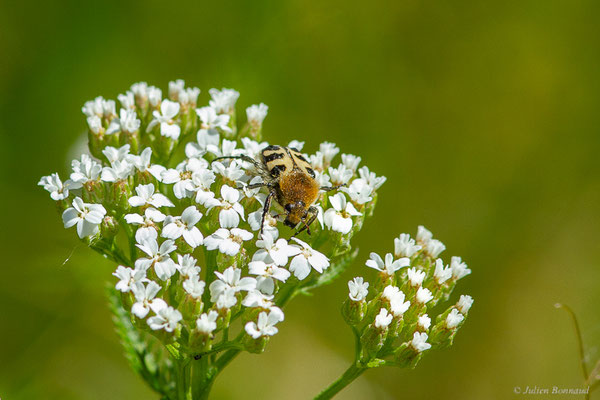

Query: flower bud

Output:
[342, 298, 366, 325]
[244, 334, 268, 354]
[101, 215, 120, 239]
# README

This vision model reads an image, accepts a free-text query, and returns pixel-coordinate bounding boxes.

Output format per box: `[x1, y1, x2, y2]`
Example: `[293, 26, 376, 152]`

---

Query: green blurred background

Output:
[1, 0, 599, 399]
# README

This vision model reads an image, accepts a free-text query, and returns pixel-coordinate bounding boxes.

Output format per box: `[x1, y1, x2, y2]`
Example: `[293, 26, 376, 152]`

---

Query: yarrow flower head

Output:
[344, 226, 473, 370]
[39, 80, 400, 399]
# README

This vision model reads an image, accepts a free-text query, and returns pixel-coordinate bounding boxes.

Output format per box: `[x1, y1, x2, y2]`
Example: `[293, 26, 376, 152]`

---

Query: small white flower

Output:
[426, 239, 446, 258]
[128, 148, 165, 180]
[162, 206, 204, 248]
[433, 259, 452, 284]
[390, 295, 410, 317]
[209, 267, 257, 305]
[242, 290, 279, 311]
[197, 106, 232, 134]
[183, 275, 206, 299]
[289, 238, 329, 280]
[62, 197, 106, 238]
[196, 310, 219, 334]
[348, 277, 369, 301]
[248, 208, 280, 239]
[213, 185, 245, 228]
[102, 144, 131, 165]
[70, 154, 102, 188]
[147, 100, 181, 140]
[451, 256, 471, 280]
[310, 151, 325, 171]
[323, 193, 362, 234]
[416, 287, 434, 305]
[204, 228, 253, 256]
[246, 103, 268, 125]
[407, 267, 426, 287]
[135, 237, 177, 281]
[241, 137, 269, 159]
[328, 164, 353, 186]
[207, 138, 242, 159]
[341, 178, 373, 204]
[365, 253, 410, 276]
[86, 115, 102, 134]
[148, 86, 162, 107]
[358, 165, 386, 190]
[118, 91, 135, 110]
[374, 308, 393, 329]
[314, 170, 331, 188]
[38, 173, 73, 201]
[411, 332, 432, 352]
[319, 142, 340, 165]
[101, 159, 134, 182]
[191, 169, 218, 207]
[341, 154, 361, 171]
[394, 233, 422, 258]
[131, 281, 167, 319]
[147, 302, 182, 332]
[383, 286, 410, 317]
[175, 254, 201, 278]
[416, 225, 433, 244]
[168, 79, 185, 100]
[113, 265, 147, 293]
[418, 314, 431, 331]
[244, 309, 284, 339]
[212, 288, 236, 309]
[82, 96, 115, 118]
[125, 207, 166, 243]
[179, 87, 200, 108]
[446, 308, 465, 329]
[130, 82, 148, 103]
[382, 285, 402, 302]
[212, 160, 245, 182]
[248, 260, 291, 295]
[209, 88, 240, 113]
[253, 232, 301, 267]
[288, 140, 305, 151]
[457, 295, 474, 314]
[129, 183, 175, 208]
[106, 108, 140, 135]
[186, 128, 221, 159]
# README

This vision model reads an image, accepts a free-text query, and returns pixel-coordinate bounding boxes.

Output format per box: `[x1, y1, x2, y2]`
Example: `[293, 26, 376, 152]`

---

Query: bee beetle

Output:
[214, 145, 345, 236]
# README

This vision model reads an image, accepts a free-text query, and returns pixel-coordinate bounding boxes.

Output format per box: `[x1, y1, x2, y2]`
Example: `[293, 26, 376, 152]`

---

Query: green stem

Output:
[176, 359, 192, 400]
[556, 304, 588, 379]
[192, 356, 216, 400]
[202, 250, 218, 307]
[314, 363, 367, 400]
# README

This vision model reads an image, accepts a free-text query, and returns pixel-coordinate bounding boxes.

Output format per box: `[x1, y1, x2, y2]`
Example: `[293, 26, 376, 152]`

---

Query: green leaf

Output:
[107, 286, 174, 398]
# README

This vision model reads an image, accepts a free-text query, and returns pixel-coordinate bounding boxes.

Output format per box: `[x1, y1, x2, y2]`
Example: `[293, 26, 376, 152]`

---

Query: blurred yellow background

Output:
[1, 1, 599, 399]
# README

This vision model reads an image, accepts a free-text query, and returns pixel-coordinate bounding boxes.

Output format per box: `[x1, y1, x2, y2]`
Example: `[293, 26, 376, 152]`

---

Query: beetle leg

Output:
[213, 154, 263, 170]
[260, 191, 275, 238]
[320, 183, 347, 192]
[293, 206, 319, 237]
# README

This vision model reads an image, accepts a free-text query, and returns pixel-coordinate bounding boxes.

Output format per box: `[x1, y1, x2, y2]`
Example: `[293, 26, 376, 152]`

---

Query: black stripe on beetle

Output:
[264, 152, 285, 163]
[293, 153, 308, 163]
[270, 164, 287, 177]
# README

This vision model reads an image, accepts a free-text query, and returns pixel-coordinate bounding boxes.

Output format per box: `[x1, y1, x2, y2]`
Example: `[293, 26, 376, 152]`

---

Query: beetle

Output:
[214, 145, 344, 236]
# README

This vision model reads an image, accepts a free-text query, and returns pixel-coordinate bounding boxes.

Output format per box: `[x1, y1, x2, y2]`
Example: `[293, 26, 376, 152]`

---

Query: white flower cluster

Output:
[39, 80, 385, 354]
[343, 226, 473, 366]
